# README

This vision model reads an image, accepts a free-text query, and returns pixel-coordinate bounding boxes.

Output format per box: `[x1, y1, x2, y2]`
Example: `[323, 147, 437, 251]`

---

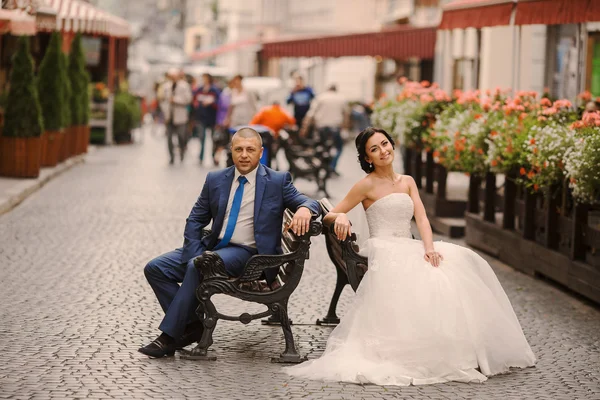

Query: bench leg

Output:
[270, 300, 307, 364]
[316, 169, 330, 198]
[261, 313, 293, 325]
[179, 295, 218, 361]
[316, 267, 347, 325]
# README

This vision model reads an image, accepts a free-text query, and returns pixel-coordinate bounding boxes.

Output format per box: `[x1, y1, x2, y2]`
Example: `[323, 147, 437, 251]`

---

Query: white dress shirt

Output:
[305, 90, 348, 129]
[218, 167, 258, 248]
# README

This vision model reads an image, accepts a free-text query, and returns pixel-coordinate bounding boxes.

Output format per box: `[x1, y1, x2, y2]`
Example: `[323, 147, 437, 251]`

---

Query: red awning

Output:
[439, 0, 515, 30]
[261, 26, 436, 60]
[515, 0, 592, 25]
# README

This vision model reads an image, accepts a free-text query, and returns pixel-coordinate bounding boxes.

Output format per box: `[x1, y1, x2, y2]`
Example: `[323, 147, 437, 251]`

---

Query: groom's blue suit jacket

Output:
[181, 164, 320, 265]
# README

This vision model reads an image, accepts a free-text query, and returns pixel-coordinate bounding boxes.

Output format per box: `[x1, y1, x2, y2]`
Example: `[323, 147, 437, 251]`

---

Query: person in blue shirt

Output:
[286, 76, 315, 129]
[192, 73, 220, 163]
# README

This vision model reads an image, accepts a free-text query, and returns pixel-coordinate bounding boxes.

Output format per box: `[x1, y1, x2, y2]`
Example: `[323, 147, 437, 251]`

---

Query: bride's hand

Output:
[333, 214, 352, 241]
[424, 251, 443, 267]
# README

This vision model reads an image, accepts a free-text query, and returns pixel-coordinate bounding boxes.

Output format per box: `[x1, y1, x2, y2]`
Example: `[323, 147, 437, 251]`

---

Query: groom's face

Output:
[231, 136, 263, 175]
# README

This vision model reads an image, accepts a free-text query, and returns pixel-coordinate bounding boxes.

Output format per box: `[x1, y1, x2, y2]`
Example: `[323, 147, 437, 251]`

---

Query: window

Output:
[194, 35, 202, 52]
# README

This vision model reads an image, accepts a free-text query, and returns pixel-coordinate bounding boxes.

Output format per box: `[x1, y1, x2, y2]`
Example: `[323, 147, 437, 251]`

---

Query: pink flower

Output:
[542, 107, 558, 115]
[420, 94, 434, 103]
[553, 99, 572, 109]
[578, 90, 592, 102]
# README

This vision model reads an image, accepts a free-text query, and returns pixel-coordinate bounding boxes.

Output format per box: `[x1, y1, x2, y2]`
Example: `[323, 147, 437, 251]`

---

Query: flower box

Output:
[0, 136, 41, 178]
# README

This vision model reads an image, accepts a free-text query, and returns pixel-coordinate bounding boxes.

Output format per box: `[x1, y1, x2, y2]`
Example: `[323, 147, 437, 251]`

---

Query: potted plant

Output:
[68, 33, 86, 156]
[92, 82, 109, 103]
[37, 31, 64, 167]
[80, 55, 91, 153]
[58, 52, 71, 162]
[0, 36, 44, 178]
[113, 91, 140, 143]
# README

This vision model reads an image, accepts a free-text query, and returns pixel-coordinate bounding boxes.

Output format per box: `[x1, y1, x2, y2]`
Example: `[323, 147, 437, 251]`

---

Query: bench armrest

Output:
[238, 220, 322, 282]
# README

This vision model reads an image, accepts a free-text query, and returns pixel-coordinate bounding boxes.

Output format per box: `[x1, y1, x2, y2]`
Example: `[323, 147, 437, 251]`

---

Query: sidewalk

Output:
[0, 151, 88, 216]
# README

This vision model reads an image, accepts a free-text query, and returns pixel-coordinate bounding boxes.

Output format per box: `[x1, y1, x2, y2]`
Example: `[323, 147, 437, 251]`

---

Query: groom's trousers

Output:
[144, 244, 257, 339]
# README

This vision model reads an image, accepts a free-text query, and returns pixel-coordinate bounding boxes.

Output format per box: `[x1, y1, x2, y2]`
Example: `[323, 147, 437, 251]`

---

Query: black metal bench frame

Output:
[316, 198, 368, 325]
[180, 209, 321, 363]
[279, 131, 332, 197]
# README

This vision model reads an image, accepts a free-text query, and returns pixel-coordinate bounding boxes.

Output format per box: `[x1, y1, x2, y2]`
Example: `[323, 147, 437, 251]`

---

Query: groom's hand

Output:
[289, 207, 312, 236]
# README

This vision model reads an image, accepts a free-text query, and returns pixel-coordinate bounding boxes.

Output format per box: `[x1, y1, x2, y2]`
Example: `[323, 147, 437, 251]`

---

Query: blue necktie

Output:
[215, 175, 248, 250]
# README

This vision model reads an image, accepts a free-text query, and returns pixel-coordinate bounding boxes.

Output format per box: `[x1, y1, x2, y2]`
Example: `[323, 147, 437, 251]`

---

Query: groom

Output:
[140, 127, 320, 358]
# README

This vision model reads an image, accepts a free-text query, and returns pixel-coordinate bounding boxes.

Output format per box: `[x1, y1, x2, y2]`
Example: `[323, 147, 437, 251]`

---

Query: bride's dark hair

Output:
[355, 127, 395, 173]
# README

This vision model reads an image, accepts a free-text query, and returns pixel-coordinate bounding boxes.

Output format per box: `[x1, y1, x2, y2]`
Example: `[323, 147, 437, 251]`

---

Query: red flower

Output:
[520, 167, 526, 176]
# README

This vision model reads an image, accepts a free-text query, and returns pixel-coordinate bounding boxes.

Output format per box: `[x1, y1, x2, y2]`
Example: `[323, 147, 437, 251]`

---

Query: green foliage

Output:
[3, 36, 43, 137]
[37, 32, 64, 131]
[565, 126, 600, 204]
[68, 34, 89, 125]
[113, 92, 141, 135]
[60, 52, 72, 127]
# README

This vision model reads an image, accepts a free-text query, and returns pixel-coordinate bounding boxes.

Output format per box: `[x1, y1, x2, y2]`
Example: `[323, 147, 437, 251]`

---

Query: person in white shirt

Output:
[160, 68, 193, 164]
[224, 74, 258, 128]
[139, 127, 320, 358]
[300, 84, 350, 176]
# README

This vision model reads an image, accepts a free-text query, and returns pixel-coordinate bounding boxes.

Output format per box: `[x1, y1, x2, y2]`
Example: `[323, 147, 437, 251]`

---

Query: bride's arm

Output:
[324, 181, 367, 240]
[407, 176, 443, 267]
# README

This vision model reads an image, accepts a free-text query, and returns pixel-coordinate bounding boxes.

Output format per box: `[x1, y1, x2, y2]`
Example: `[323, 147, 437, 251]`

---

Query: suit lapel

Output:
[215, 166, 235, 232]
[254, 164, 267, 221]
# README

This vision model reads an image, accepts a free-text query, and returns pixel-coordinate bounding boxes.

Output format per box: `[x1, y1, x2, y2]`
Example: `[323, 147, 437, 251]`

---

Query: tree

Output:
[3, 36, 43, 137]
[68, 33, 87, 126]
[61, 52, 72, 128]
[37, 32, 64, 131]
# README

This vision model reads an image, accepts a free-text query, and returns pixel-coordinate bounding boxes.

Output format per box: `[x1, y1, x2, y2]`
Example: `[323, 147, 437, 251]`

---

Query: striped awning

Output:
[0, 8, 36, 36]
[42, 0, 130, 38]
[261, 26, 436, 60]
[439, 0, 516, 29]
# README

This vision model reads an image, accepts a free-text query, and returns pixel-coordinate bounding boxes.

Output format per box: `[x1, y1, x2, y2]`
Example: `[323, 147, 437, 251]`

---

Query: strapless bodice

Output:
[365, 193, 413, 239]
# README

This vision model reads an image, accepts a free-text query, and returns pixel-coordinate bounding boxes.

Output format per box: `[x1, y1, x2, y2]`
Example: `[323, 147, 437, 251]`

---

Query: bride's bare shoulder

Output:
[353, 175, 376, 193]
[400, 174, 416, 185]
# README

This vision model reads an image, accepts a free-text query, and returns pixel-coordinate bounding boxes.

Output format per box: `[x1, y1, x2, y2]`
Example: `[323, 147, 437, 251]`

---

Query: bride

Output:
[284, 127, 536, 386]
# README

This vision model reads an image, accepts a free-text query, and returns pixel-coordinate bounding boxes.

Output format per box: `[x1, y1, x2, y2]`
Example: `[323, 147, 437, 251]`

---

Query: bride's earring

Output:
[369, 163, 373, 169]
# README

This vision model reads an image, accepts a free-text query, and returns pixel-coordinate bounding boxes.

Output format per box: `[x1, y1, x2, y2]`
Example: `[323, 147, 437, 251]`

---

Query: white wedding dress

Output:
[285, 193, 536, 386]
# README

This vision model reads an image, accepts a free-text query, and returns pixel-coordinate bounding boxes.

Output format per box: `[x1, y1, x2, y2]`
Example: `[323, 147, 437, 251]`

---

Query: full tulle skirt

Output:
[284, 237, 536, 386]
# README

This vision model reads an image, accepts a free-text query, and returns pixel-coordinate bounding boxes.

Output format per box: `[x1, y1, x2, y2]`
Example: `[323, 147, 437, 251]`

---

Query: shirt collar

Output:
[233, 165, 258, 187]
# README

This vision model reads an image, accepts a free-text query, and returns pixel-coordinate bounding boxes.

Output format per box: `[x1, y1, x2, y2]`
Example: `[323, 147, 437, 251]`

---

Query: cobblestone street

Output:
[1, 131, 599, 400]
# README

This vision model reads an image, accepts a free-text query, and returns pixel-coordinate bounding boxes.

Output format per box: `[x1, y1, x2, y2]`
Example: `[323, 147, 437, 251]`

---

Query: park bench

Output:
[279, 130, 332, 197]
[180, 209, 322, 363]
[316, 198, 368, 325]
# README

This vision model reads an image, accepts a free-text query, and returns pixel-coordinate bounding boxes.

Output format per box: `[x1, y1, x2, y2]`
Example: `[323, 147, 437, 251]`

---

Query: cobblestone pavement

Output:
[1, 130, 599, 400]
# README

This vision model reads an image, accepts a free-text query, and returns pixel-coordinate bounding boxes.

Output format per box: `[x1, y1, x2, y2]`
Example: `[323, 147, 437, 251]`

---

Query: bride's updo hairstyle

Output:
[355, 127, 395, 173]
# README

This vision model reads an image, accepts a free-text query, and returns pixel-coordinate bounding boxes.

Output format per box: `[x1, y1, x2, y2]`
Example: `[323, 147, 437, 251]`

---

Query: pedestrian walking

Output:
[212, 79, 234, 166]
[224, 75, 258, 128]
[160, 68, 193, 164]
[286, 76, 315, 128]
[192, 73, 220, 164]
[300, 84, 349, 176]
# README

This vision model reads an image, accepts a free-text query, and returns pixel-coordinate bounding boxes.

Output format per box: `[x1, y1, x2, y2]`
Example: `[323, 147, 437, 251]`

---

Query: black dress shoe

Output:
[176, 326, 204, 350]
[138, 337, 176, 358]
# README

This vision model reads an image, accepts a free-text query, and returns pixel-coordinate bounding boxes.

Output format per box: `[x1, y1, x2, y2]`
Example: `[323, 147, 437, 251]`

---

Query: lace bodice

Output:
[365, 193, 413, 239]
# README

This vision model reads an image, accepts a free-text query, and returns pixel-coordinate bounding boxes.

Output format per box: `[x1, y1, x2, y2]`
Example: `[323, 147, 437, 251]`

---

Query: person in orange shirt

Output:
[250, 101, 297, 137]
[250, 101, 297, 169]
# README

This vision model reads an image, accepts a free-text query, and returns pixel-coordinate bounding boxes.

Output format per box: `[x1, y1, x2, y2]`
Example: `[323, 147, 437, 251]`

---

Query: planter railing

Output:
[404, 147, 468, 237]
[466, 172, 600, 304]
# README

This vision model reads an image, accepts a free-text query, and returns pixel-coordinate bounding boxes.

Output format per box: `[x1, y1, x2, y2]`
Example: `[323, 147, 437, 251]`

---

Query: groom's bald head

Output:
[231, 127, 263, 147]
